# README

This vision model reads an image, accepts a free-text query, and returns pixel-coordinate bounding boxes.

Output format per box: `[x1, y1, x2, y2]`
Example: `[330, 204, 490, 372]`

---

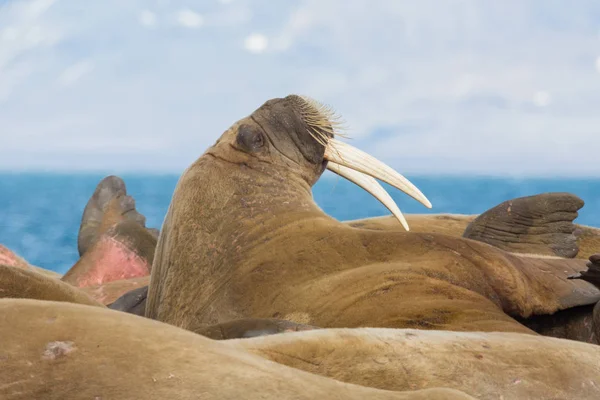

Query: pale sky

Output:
[2, 0, 600, 176]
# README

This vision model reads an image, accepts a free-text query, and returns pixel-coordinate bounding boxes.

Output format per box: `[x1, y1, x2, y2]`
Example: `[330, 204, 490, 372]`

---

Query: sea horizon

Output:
[1, 171, 599, 274]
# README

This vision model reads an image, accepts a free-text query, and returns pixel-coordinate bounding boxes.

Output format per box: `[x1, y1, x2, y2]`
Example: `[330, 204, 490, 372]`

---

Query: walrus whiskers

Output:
[292, 94, 432, 230]
[295, 95, 348, 142]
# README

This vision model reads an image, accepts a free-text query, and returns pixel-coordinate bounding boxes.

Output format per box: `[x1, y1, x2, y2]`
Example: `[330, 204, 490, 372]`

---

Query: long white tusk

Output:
[324, 138, 432, 209]
[327, 162, 410, 231]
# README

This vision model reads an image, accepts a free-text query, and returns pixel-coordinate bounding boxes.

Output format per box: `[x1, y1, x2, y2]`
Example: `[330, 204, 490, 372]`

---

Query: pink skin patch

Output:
[74, 236, 150, 288]
[83, 276, 150, 305]
[0, 245, 30, 268]
[42, 341, 77, 360]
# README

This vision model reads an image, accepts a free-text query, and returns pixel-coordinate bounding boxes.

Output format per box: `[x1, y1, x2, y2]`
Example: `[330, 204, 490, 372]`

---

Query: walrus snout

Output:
[211, 94, 433, 231]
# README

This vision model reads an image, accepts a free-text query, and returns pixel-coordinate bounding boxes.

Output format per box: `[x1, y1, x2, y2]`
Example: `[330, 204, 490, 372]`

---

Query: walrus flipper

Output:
[463, 192, 583, 258]
[78, 175, 154, 256]
[524, 254, 600, 311]
[565, 254, 600, 343]
[569, 254, 600, 289]
[108, 285, 148, 316]
[63, 176, 158, 289]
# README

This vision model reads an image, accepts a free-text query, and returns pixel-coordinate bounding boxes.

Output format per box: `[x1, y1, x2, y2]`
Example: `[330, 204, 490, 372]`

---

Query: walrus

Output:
[0, 298, 474, 400]
[0, 173, 324, 340]
[4, 298, 600, 399]
[59, 175, 323, 338]
[0, 244, 63, 279]
[145, 94, 600, 343]
[108, 190, 600, 321]
[0, 261, 317, 340]
[0, 264, 103, 307]
[238, 325, 600, 399]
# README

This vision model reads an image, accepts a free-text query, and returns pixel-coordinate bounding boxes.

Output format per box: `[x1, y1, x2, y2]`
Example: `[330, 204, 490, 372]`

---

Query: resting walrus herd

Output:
[2, 95, 600, 399]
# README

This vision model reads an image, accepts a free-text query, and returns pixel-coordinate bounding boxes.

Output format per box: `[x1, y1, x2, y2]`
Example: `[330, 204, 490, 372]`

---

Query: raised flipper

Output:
[463, 192, 583, 258]
[77, 175, 156, 256]
[63, 176, 158, 289]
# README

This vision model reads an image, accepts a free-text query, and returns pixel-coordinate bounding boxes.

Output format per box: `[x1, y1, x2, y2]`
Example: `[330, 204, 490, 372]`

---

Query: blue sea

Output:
[1, 172, 599, 274]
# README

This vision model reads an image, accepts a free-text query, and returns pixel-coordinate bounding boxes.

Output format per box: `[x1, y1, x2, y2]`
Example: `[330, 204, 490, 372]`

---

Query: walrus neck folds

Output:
[145, 151, 329, 328]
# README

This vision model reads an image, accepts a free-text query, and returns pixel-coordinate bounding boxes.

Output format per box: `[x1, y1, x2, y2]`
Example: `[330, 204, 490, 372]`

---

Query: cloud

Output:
[176, 9, 204, 29]
[532, 91, 551, 108]
[244, 33, 268, 53]
[57, 60, 94, 86]
[1, 0, 600, 176]
[138, 10, 157, 28]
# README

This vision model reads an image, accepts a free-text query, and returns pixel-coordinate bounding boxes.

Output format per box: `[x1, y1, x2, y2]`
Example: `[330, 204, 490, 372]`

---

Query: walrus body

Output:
[0, 299, 474, 400]
[146, 95, 600, 342]
[0, 244, 62, 279]
[4, 298, 600, 400]
[239, 326, 600, 399]
[0, 264, 103, 307]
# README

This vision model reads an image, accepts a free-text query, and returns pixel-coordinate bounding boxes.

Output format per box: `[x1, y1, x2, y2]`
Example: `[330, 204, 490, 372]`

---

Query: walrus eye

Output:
[236, 124, 265, 152]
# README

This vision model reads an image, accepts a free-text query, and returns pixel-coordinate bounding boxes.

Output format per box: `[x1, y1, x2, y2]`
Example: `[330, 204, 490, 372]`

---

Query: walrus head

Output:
[204, 94, 431, 230]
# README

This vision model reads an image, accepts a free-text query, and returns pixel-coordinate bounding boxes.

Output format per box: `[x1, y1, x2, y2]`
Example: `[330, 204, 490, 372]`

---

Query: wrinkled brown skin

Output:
[237, 326, 600, 400]
[350, 198, 600, 341]
[463, 192, 584, 258]
[0, 299, 474, 400]
[146, 95, 600, 342]
[346, 214, 479, 237]
[0, 264, 103, 307]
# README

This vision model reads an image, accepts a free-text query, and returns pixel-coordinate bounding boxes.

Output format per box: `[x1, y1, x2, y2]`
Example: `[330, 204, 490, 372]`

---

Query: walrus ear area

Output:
[235, 124, 265, 153]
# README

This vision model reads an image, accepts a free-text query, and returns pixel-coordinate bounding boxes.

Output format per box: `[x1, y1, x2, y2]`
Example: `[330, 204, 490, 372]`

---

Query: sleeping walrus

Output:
[145, 94, 600, 342]
[2, 298, 600, 399]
